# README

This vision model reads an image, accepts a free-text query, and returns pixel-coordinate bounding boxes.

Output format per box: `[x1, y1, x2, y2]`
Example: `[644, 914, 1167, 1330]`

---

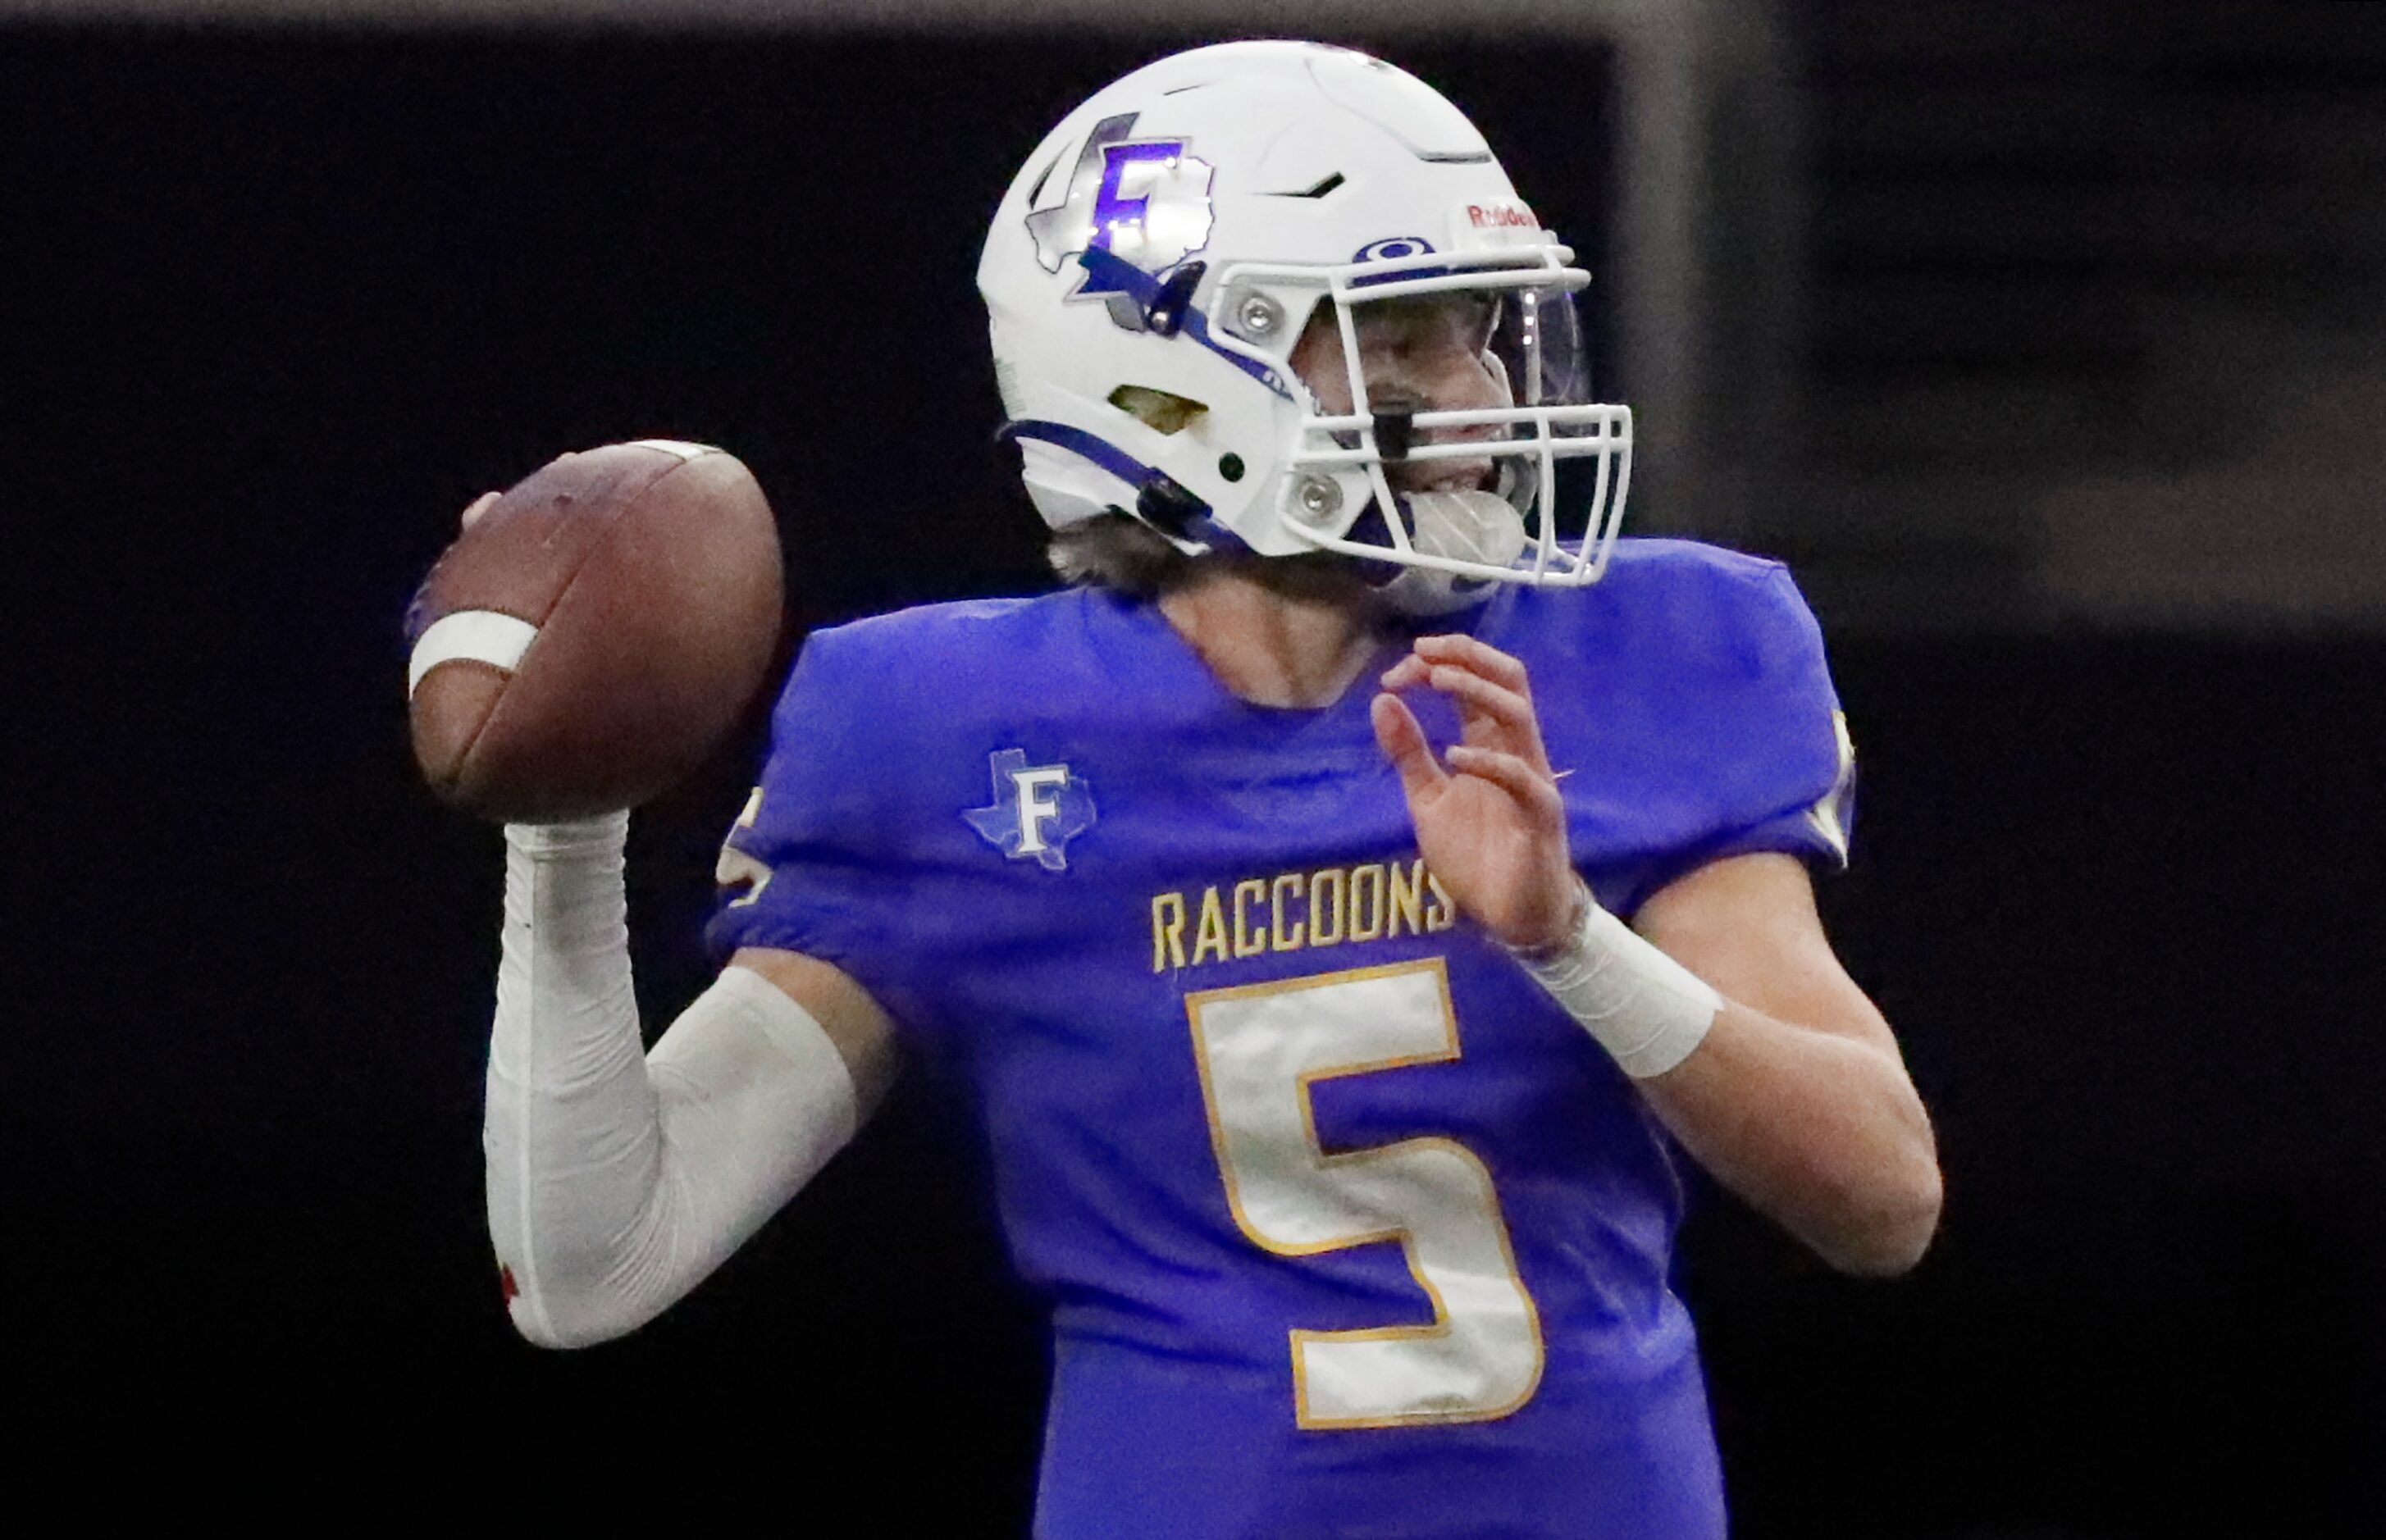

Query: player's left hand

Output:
[1372, 634, 1579, 952]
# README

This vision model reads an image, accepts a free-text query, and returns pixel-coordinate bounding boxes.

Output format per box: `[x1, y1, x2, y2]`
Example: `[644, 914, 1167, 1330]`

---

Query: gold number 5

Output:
[1186, 958, 1544, 1429]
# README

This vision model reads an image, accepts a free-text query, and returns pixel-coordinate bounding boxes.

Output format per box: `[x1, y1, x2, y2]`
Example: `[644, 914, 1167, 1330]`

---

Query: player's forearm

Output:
[483, 818, 860, 1349]
[484, 814, 669, 1346]
[1638, 1007, 1941, 1276]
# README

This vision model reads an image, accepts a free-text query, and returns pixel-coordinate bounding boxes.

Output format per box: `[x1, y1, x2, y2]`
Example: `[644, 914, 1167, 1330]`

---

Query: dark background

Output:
[8, 10, 2381, 1534]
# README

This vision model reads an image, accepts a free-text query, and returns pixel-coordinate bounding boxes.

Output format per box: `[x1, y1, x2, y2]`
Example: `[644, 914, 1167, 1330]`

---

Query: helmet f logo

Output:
[1025, 112, 1215, 292]
[1090, 142, 1181, 257]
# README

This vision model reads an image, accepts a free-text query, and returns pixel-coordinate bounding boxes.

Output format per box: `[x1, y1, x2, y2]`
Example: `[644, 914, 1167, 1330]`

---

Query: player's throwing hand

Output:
[1372, 633, 1581, 953]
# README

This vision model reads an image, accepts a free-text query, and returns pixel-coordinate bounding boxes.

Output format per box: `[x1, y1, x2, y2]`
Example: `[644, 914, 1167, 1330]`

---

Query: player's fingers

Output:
[1412, 633, 1531, 694]
[1380, 653, 1432, 692]
[1371, 692, 1448, 804]
[1430, 664, 1551, 768]
[1444, 744, 1566, 825]
[460, 490, 501, 531]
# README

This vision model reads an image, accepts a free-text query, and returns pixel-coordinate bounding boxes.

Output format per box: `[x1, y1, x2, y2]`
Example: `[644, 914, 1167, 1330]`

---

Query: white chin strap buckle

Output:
[1376, 490, 1528, 617]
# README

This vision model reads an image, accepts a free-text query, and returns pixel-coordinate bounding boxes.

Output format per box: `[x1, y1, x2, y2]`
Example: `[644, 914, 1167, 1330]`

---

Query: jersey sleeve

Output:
[703, 625, 929, 1001]
[1582, 550, 1858, 917]
[1691, 560, 1857, 869]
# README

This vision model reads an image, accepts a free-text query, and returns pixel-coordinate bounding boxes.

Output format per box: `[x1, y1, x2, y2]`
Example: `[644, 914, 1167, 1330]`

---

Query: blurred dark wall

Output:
[7, 17, 2379, 1535]
[1780, 0, 2386, 631]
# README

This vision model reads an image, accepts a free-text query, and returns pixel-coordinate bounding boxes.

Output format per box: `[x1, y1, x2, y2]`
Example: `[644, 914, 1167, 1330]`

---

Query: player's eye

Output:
[1470, 295, 1503, 349]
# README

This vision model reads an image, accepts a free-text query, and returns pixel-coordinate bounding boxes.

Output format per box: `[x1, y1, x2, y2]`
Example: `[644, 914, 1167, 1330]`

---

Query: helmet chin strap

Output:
[1371, 489, 1530, 617]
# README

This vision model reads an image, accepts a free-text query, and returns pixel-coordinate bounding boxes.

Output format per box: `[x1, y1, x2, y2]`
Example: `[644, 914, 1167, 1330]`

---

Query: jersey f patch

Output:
[965, 748, 1097, 871]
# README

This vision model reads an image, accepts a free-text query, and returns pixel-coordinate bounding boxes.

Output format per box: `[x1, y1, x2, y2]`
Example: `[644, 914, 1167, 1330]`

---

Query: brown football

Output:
[406, 440, 783, 822]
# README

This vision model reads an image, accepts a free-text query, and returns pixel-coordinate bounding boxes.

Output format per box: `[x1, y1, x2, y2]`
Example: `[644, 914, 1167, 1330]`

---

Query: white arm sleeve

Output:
[482, 814, 859, 1349]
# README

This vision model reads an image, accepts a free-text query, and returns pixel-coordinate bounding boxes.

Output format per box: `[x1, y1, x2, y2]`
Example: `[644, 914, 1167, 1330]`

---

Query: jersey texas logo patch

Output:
[963, 748, 1097, 872]
[1024, 111, 1215, 298]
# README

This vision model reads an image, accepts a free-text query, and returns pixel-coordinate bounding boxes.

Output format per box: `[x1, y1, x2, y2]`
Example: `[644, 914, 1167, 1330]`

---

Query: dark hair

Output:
[1046, 511, 1379, 605]
[1045, 513, 1195, 596]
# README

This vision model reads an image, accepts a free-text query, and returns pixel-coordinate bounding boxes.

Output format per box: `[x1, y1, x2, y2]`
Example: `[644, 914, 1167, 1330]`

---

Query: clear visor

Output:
[1280, 251, 1631, 590]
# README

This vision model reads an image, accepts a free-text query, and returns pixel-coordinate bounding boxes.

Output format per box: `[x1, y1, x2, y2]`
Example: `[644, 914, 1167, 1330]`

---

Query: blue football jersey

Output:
[708, 539, 1854, 1539]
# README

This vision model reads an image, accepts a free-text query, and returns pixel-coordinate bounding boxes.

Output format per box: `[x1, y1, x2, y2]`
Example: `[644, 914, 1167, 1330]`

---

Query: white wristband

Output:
[1509, 884, 1722, 1078]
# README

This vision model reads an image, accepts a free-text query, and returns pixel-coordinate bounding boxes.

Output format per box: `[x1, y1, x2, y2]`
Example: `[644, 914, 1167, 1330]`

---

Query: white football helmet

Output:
[978, 40, 1631, 613]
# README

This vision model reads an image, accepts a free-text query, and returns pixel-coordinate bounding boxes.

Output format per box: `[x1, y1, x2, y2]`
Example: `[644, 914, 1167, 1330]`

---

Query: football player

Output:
[480, 42, 1940, 1538]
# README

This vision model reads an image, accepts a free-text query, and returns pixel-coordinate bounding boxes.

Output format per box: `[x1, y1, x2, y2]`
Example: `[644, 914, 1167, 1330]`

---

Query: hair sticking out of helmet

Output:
[978, 40, 1631, 604]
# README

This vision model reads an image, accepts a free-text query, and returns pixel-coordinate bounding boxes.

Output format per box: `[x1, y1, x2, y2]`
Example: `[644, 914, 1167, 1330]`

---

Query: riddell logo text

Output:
[1467, 203, 1536, 230]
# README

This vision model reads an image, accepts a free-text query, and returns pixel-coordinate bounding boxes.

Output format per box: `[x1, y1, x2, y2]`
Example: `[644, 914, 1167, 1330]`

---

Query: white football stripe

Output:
[623, 439, 718, 461]
[408, 610, 541, 698]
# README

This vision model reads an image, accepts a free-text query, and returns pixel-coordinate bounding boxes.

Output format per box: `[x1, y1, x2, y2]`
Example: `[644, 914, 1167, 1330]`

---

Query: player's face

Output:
[1289, 294, 1512, 494]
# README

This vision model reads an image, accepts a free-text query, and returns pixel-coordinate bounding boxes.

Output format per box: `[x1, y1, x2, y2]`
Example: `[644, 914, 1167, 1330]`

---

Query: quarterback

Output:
[479, 42, 1941, 1538]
